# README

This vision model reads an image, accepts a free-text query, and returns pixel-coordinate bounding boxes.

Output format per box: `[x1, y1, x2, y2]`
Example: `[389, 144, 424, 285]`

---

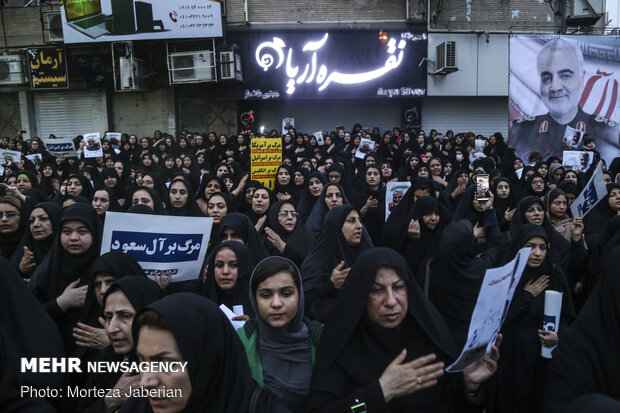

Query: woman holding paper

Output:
[488, 224, 575, 413]
[307, 248, 500, 413]
[201, 241, 254, 320]
[238, 256, 323, 412]
[543, 245, 620, 412]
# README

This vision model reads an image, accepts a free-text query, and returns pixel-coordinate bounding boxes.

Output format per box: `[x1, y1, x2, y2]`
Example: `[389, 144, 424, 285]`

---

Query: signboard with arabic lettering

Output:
[61, 0, 222, 44]
[228, 31, 427, 99]
[100, 212, 213, 282]
[27, 47, 69, 90]
[251, 138, 282, 190]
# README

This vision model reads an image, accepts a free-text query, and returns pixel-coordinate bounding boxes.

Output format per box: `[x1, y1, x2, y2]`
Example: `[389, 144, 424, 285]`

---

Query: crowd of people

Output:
[0, 124, 619, 413]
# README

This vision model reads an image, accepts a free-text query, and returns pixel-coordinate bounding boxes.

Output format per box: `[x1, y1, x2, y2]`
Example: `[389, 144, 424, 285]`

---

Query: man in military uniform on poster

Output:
[510, 38, 620, 162]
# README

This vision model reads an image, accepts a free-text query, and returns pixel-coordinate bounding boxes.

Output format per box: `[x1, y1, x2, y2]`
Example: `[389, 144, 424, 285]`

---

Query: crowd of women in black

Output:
[0, 125, 619, 413]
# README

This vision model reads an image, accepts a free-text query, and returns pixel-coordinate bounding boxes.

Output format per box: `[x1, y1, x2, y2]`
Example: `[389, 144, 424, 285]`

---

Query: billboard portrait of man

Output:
[509, 36, 620, 162]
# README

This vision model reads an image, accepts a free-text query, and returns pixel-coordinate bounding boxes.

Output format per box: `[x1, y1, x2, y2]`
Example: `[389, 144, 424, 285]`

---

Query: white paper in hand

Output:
[446, 247, 530, 372]
[219, 304, 246, 330]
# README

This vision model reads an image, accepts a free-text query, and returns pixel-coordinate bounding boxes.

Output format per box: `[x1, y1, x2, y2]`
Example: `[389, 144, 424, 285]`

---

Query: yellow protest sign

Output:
[250, 138, 282, 190]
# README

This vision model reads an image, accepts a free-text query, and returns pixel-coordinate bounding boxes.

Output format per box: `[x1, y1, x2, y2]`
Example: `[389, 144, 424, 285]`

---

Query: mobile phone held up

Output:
[475, 174, 490, 201]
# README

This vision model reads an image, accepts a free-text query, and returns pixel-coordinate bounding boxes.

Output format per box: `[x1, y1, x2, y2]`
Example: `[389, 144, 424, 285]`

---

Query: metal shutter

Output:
[421, 96, 508, 138]
[256, 99, 402, 134]
[34, 90, 108, 139]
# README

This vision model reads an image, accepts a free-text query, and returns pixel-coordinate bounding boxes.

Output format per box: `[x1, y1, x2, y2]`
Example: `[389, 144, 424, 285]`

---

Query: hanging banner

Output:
[509, 35, 620, 163]
[101, 212, 213, 282]
[251, 138, 282, 190]
[27, 47, 69, 90]
[61, 0, 222, 44]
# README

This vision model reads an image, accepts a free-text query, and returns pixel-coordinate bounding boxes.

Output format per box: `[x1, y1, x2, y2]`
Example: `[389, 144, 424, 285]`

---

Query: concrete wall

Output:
[110, 88, 177, 138]
[427, 33, 508, 96]
[0, 92, 21, 138]
[225, 0, 426, 28]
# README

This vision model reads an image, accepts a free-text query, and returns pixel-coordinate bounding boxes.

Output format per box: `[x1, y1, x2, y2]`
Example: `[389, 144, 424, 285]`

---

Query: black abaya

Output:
[308, 248, 480, 413]
[489, 224, 575, 413]
[300, 205, 374, 322]
[120, 293, 290, 412]
[429, 219, 503, 348]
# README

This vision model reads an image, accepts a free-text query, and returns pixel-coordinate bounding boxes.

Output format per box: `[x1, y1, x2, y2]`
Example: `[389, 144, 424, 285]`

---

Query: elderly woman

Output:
[119, 293, 290, 412]
[307, 248, 500, 413]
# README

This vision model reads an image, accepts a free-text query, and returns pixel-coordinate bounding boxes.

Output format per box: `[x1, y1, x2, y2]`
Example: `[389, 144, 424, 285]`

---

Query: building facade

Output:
[0, 0, 614, 140]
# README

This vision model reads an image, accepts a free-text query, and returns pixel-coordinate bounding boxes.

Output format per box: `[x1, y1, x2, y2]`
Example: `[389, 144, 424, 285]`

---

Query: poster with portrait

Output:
[562, 150, 594, 173]
[1, 149, 21, 166]
[509, 35, 620, 163]
[355, 138, 376, 159]
[25, 154, 43, 164]
[101, 212, 213, 282]
[83, 133, 103, 158]
[105, 132, 122, 149]
[282, 118, 295, 134]
[314, 131, 325, 146]
[562, 126, 584, 149]
[385, 182, 411, 221]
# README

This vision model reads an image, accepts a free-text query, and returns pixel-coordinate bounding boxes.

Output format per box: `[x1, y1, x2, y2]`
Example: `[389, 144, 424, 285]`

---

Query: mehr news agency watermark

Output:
[20, 358, 187, 399]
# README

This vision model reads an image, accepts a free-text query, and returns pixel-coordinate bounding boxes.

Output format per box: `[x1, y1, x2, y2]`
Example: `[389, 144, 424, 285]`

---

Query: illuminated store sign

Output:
[229, 31, 427, 99]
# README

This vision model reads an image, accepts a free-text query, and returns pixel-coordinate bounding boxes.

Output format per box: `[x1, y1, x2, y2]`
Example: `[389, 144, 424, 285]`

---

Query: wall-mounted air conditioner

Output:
[432, 41, 458, 76]
[119, 57, 150, 91]
[219, 51, 243, 81]
[0, 55, 26, 85]
[168, 51, 215, 84]
[45, 12, 64, 43]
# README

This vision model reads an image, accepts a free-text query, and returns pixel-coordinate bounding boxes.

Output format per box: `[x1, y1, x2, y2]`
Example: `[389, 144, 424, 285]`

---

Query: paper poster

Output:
[219, 304, 246, 330]
[541, 290, 563, 358]
[25, 154, 43, 164]
[446, 247, 531, 372]
[100, 212, 213, 283]
[570, 161, 607, 218]
[282, 118, 295, 134]
[42, 137, 76, 157]
[562, 150, 594, 173]
[355, 138, 376, 159]
[314, 131, 324, 145]
[83, 133, 103, 158]
[106, 132, 122, 149]
[385, 182, 411, 221]
[562, 126, 583, 149]
[1, 149, 21, 166]
[251, 138, 282, 190]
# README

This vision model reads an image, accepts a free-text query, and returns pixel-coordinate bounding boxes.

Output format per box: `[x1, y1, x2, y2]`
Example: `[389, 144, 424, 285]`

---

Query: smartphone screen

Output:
[475, 174, 490, 201]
